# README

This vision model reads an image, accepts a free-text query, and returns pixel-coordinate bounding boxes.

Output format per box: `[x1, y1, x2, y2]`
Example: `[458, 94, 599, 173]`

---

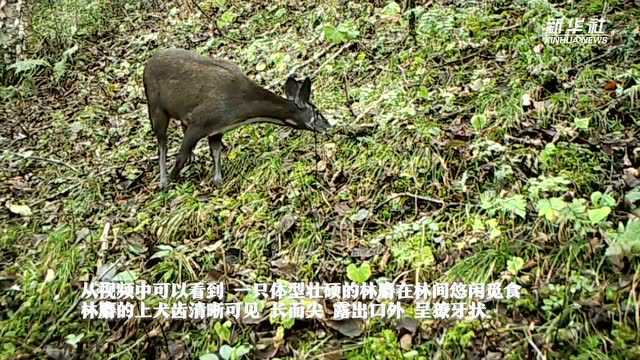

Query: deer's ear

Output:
[284, 74, 300, 99]
[296, 77, 311, 104]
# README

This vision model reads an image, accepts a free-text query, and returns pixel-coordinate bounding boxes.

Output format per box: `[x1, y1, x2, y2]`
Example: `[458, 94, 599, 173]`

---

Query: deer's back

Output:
[143, 48, 253, 121]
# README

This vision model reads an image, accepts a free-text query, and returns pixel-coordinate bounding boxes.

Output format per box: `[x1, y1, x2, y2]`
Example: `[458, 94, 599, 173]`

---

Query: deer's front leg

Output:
[208, 133, 223, 186]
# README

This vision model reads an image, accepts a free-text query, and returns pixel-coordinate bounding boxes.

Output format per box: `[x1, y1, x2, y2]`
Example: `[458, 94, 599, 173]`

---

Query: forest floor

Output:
[1, 0, 640, 359]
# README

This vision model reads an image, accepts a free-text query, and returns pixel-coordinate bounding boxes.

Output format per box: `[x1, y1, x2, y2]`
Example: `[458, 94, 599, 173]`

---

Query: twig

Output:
[490, 22, 520, 33]
[267, 44, 337, 90]
[190, 0, 250, 44]
[97, 221, 112, 268]
[342, 74, 357, 118]
[310, 343, 364, 360]
[29, 182, 81, 207]
[38, 296, 82, 349]
[434, 49, 483, 68]
[573, 45, 621, 70]
[3, 149, 79, 173]
[106, 334, 148, 360]
[353, 92, 389, 123]
[374, 192, 462, 210]
[311, 43, 351, 78]
[504, 134, 543, 147]
[525, 329, 546, 360]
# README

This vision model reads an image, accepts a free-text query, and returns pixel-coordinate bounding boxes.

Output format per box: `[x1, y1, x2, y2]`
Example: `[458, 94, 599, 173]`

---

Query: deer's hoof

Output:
[212, 175, 223, 187]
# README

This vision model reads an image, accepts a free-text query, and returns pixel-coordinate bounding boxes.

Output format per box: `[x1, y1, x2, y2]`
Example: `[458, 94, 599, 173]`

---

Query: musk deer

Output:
[143, 48, 333, 189]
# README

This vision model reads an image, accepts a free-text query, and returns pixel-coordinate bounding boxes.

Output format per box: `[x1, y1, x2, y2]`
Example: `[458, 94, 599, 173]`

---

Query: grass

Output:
[1, 0, 639, 359]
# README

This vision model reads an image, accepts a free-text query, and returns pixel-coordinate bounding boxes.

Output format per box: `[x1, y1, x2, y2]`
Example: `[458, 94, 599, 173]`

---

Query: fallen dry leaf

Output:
[399, 333, 413, 350]
[623, 168, 640, 188]
[533, 43, 544, 53]
[604, 80, 617, 91]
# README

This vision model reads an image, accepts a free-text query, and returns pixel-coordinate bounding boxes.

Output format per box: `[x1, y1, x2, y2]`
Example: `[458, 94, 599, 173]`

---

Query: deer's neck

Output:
[243, 86, 294, 122]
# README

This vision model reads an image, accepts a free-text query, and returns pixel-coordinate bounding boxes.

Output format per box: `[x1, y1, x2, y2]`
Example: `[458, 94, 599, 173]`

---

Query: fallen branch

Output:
[3, 150, 79, 173]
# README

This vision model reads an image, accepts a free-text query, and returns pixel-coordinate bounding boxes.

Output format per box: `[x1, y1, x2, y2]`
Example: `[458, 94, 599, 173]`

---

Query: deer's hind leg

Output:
[149, 107, 170, 189]
[208, 134, 223, 186]
[181, 123, 197, 164]
[170, 124, 207, 182]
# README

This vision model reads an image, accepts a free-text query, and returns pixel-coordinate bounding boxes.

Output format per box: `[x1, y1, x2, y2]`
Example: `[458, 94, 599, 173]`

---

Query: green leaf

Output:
[214, 321, 231, 343]
[199, 354, 219, 360]
[8, 59, 50, 74]
[471, 114, 487, 131]
[625, 188, 640, 204]
[65, 333, 84, 348]
[527, 175, 570, 200]
[537, 197, 566, 223]
[574, 117, 589, 130]
[346, 262, 371, 284]
[323, 25, 341, 43]
[219, 345, 233, 360]
[381, 1, 401, 16]
[588, 207, 611, 224]
[54, 60, 67, 82]
[53, 45, 79, 82]
[591, 191, 615, 207]
[150, 249, 172, 260]
[605, 219, 640, 258]
[216, 10, 237, 29]
[231, 345, 251, 359]
[502, 195, 527, 219]
[111, 270, 139, 283]
[322, 21, 359, 44]
[506, 257, 525, 275]
[350, 208, 369, 222]
[567, 199, 588, 218]
[600, 193, 616, 207]
[605, 242, 623, 257]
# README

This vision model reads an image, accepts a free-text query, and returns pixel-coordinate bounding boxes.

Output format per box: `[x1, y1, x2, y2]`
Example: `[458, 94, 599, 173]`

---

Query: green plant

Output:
[605, 219, 640, 259]
[538, 143, 605, 190]
[443, 321, 479, 351]
[219, 344, 252, 360]
[323, 21, 360, 44]
[346, 262, 372, 284]
[150, 244, 198, 282]
[535, 191, 615, 232]
[506, 256, 525, 276]
[347, 329, 403, 360]
[53, 45, 79, 82]
[390, 237, 435, 270]
[480, 191, 527, 219]
[30, 0, 108, 51]
[527, 175, 571, 200]
[541, 284, 566, 316]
